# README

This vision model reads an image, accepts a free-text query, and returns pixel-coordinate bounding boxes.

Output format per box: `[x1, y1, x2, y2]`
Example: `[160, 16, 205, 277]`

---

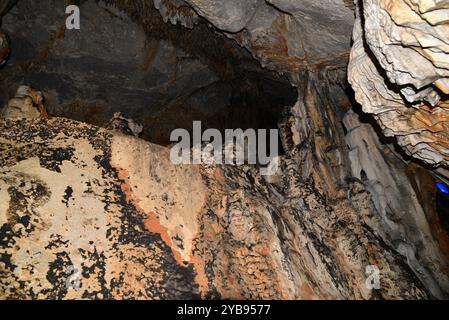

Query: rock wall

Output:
[279, 71, 449, 298]
[348, 0, 449, 177]
[1, 0, 449, 300]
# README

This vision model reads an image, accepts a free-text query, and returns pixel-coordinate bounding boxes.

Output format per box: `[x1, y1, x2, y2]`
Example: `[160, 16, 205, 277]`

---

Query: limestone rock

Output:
[0, 0, 296, 145]
[153, 0, 354, 78]
[348, 0, 449, 174]
[153, 0, 199, 28]
[185, 0, 262, 33]
[343, 109, 449, 298]
[0, 117, 433, 299]
[277, 71, 449, 298]
[1, 0, 448, 301]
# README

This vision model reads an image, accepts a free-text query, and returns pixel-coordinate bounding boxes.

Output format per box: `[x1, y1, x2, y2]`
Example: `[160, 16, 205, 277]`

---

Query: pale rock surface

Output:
[153, 0, 199, 28]
[348, 0, 449, 175]
[343, 109, 449, 298]
[0, 85, 44, 119]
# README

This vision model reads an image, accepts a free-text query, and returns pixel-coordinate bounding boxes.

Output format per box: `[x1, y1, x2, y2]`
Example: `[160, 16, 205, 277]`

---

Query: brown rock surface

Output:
[0, 117, 438, 299]
[348, 0, 449, 176]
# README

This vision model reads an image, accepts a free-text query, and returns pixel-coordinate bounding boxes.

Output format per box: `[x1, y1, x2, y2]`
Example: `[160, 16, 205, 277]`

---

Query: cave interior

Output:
[0, 0, 448, 300]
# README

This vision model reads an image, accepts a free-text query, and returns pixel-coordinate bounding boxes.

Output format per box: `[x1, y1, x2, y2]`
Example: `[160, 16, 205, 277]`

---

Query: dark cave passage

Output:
[0, 0, 297, 145]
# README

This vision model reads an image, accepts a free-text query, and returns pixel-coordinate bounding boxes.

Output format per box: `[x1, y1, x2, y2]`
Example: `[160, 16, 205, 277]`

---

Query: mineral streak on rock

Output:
[343, 109, 449, 298]
[0, 118, 436, 299]
[184, 0, 355, 76]
[110, 133, 207, 266]
[348, 0, 449, 175]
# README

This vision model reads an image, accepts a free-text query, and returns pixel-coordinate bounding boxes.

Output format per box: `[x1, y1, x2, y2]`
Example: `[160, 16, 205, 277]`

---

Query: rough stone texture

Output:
[348, 0, 449, 176]
[106, 112, 143, 137]
[0, 0, 216, 136]
[0, 0, 296, 145]
[182, 0, 355, 77]
[0, 0, 295, 144]
[1, 85, 47, 119]
[186, 0, 261, 33]
[343, 109, 449, 298]
[1, 0, 449, 300]
[153, 0, 199, 28]
[0, 118, 200, 299]
[0, 117, 434, 299]
[0, 31, 9, 66]
[278, 71, 449, 298]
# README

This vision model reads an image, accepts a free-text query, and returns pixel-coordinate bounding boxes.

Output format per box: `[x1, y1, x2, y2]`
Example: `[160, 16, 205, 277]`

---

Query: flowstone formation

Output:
[348, 0, 449, 179]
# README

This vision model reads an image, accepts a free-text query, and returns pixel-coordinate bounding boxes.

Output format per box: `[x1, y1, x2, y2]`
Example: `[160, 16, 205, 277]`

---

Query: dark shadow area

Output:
[0, 0, 297, 145]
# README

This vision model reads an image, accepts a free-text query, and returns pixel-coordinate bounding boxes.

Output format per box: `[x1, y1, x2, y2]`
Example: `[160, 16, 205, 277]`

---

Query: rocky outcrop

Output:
[0, 85, 47, 119]
[106, 112, 143, 137]
[348, 0, 449, 176]
[0, 0, 296, 144]
[343, 109, 449, 298]
[279, 71, 449, 298]
[0, 117, 434, 299]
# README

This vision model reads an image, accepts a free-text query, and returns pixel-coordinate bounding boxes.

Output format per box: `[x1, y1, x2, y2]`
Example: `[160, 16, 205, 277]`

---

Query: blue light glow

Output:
[436, 182, 449, 195]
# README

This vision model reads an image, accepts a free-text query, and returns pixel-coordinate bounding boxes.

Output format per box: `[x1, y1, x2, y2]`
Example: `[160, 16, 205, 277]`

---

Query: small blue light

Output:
[436, 182, 449, 195]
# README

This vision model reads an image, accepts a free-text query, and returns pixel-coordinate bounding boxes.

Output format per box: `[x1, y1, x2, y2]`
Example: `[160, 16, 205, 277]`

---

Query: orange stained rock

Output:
[39, 104, 49, 118]
[300, 282, 316, 300]
[115, 165, 185, 266]
[144, 211, 183, 265]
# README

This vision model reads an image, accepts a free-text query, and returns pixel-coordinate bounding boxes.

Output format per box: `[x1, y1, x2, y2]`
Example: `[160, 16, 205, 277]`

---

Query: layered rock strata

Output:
[348, 0, 449, 176]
